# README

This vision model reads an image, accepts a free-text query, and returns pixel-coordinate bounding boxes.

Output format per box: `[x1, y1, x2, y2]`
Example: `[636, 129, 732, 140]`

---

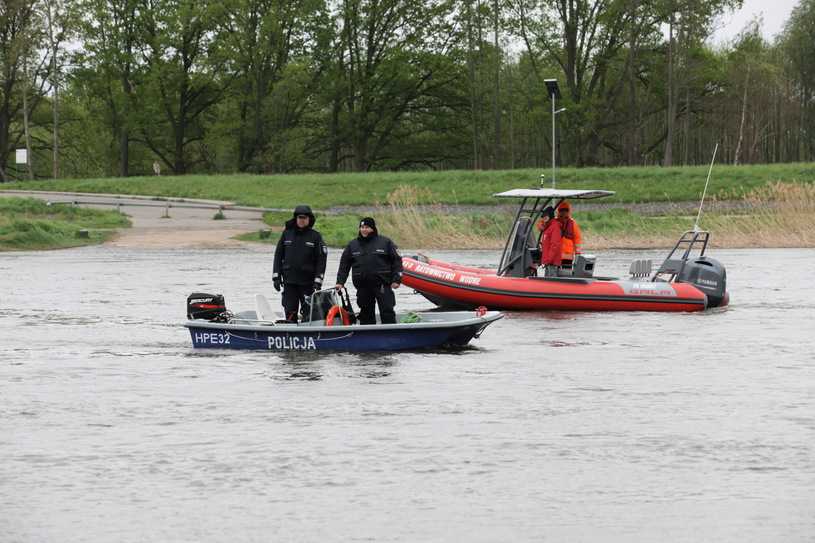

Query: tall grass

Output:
[300, 182, 815, 249]
[704, 182, 815, 248]
[240, 182, 815, 249]
[377, 186, 508, 249]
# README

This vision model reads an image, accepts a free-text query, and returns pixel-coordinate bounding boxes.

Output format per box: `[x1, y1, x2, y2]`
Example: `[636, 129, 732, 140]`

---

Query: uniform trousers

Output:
[282, 283, 314, 322]
[356, 282, 396, 324]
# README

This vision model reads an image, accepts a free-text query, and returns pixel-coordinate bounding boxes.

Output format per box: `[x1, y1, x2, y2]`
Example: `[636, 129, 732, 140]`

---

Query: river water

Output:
[2, 245, 813, 542]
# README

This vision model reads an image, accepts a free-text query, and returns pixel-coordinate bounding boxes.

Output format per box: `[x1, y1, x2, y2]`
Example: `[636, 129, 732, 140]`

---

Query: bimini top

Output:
[493, 188, 615, 199]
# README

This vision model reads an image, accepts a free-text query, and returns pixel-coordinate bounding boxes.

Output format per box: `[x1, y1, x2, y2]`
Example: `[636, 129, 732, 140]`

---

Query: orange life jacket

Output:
[560, 219, 582, 261]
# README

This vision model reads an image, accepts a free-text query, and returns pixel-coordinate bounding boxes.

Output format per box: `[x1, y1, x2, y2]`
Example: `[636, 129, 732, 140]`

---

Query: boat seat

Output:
[629, 259, 652, 278]
[255, 294, 276, 323]
[656, 258, 686, 275]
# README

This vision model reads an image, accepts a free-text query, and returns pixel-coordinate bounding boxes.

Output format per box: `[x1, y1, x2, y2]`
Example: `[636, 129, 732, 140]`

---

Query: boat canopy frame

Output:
[651, 229, 711, 282]
[494, 188, 614, 277]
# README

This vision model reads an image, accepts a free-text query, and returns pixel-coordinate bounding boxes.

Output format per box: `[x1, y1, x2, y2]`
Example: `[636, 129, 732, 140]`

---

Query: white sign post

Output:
[15, 149, 28, 165]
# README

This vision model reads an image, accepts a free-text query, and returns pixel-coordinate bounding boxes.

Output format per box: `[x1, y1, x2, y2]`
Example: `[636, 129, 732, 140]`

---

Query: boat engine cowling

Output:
[187, 292, 227, 320]
[675, 257, 728, 308]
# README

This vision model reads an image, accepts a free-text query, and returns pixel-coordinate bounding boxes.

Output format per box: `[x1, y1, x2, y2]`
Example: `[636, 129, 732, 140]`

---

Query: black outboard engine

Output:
[675, 257, 728, 308]
[187, 292, 227, 320]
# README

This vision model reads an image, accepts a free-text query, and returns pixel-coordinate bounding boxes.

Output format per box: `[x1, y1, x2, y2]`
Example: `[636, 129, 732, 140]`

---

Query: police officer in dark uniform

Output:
[272, 205, 327, 322]
[335, 217, 403, 325]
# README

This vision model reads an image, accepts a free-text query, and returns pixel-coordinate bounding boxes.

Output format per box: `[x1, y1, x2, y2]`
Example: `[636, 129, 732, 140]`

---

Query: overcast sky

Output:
[712, 0, 800, 44]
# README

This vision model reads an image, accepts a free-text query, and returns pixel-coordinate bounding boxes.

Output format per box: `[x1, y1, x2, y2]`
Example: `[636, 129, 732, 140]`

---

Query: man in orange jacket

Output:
[557, 201, 582, 269]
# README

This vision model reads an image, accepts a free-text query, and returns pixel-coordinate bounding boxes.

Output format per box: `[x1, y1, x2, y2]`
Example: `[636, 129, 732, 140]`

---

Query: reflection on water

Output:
[1, 246, 814, 542]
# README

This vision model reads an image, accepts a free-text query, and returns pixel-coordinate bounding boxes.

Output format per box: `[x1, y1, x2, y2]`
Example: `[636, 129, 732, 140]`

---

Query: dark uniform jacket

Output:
[273, 209, 327, 286]
[336, 234, 403, 287]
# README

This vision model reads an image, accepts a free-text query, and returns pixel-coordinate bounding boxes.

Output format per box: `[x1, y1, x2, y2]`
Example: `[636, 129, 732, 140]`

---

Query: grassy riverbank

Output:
[3, 163, 813, 249]
[0, 198, 130, 251]
[240, 183, 815, 249]
[2, 162, 813, 208]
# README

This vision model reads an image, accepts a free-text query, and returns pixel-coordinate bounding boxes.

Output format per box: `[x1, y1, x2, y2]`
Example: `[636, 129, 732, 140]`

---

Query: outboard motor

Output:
[187, 292, 227, 320]
[675, 257, 728, 308]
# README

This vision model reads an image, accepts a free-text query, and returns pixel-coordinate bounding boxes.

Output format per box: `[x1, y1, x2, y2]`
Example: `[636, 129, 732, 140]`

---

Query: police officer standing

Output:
[335, 217, 403, 325]
[273, 205, 327, 322]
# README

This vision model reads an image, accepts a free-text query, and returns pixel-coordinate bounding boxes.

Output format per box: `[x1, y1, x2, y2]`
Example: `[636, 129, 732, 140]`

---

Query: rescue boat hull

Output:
[402, 256, 709, 312]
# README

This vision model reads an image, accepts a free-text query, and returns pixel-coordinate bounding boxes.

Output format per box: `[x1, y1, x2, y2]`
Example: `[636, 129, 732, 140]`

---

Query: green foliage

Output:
[4, 0, 815, 177]
[0, 197, 130, 250]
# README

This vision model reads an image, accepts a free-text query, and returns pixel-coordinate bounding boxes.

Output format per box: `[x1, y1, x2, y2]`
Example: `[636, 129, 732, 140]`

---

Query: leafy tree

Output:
[71, 0, 142, 176]
[330, 0, 462, 171]
[0, 0, 51, 181]
[780, 0, 815, 161]
[219, 0, 329, 172]
[136, 0, 232, 174]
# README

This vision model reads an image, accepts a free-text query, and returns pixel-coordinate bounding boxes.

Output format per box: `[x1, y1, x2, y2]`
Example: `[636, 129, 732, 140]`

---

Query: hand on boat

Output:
[391, 282, 400, 289]
[334, 283, 344, 290]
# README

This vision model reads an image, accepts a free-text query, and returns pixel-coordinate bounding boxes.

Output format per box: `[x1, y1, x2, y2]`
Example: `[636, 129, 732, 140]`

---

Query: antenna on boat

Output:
[693, 142, 719, 232]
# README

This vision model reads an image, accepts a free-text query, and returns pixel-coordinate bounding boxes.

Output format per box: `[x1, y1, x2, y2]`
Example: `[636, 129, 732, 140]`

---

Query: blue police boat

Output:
[184, 289, 502, 352]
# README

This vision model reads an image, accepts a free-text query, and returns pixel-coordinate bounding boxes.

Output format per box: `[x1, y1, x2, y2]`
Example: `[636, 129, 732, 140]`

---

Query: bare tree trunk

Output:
[492, 0, 501, 169]
[663, 12, 674, 167]
[805, 86, 812, 161]
[328, 92, 341, 172]
[45, 1, 59, 179]
[507, 65, 514, 169]
[466, 0, 480, 169]
[119, 73, 131, 177]
[22, 54, 34, 180]
[683, 85, 690, 165]
[733, 65, 750, 166]
[799, 85, 806, 161]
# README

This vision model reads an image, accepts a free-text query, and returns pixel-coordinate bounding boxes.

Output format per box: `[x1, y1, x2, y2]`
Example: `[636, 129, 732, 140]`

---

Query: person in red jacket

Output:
[557, 200, 582, 269]
[538, 206, 562, 277]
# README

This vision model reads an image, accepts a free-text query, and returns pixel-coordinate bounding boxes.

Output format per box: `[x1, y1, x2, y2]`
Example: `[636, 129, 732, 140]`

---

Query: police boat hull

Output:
[185, 310, 502, 352]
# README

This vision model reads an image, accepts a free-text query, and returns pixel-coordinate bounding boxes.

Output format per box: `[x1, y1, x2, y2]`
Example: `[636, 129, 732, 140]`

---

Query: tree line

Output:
[1, 0, 814, 181]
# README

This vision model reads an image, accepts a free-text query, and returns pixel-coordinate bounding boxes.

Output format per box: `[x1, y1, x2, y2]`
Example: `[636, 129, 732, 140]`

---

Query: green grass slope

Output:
[3, 163, 813, 208]
[0, 198, 130, 251]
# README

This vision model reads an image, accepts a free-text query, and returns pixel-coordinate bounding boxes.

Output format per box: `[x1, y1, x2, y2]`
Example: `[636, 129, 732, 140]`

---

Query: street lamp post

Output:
[544, 79, 565, 188]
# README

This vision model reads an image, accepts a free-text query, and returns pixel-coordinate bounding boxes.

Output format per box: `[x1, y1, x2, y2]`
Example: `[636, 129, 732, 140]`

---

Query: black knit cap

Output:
[542, 206, 555, 219]
[359, 217, 376, 229]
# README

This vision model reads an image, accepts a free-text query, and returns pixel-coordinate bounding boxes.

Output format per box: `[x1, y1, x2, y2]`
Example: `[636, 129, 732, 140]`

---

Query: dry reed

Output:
[704, 182, 815, 248]
[377, 186, 506, 249]
[374, 182, 815, 250]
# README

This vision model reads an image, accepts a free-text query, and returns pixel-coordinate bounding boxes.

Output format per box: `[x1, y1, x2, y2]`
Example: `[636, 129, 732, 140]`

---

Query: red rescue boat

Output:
[401, 188, 729, 312]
